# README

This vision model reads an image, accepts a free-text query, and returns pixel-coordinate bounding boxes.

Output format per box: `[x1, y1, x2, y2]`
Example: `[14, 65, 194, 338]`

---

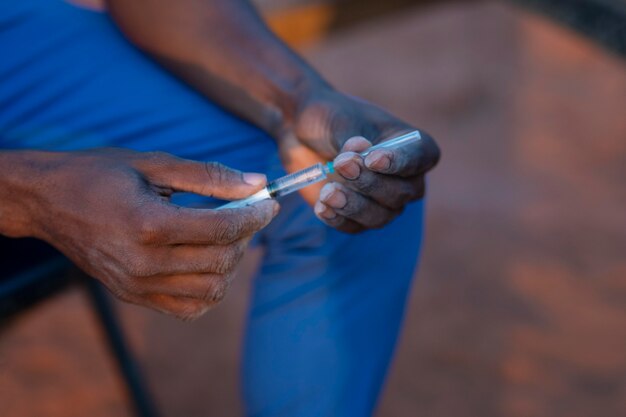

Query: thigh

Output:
[0, 0, 277, 176]
[243, 192, 425, 417]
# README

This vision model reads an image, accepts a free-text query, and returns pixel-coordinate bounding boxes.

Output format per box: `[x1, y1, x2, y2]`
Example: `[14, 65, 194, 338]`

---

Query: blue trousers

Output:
[0, 1, 424, 415]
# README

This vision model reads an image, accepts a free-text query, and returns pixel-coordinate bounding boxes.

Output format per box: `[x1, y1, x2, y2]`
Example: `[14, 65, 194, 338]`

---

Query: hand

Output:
[25, 149, 278, 320]
[279, 88, 440, 233]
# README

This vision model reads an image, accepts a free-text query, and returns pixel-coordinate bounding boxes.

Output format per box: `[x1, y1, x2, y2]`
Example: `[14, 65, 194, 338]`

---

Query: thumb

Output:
[200, 162, 268, 200]
[139, 153, 267, 200]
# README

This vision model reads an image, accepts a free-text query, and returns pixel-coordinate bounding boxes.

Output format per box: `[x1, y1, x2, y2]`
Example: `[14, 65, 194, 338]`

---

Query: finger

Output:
[130, 273, 232, 303]
[341, 136, 373, 153]
[136, 152, 268, 200]
[333, 151, 363, 181]
[333, 152, 425, 209]
[330, 137, 372, 181]
[113, 290, 212, 321]
[138, 199, 279, 246]
[143, 239, 249, 276]
[318, 182, 400, 229]
[145, 294, 213, 321]
[314, 201, 365, 234]
[411, 176, 426, 201]
[364, 131, 440, 178]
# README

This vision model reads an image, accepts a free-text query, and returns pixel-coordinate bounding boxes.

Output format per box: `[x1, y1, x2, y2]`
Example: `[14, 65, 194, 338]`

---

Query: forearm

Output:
[106, 0, 331, 138]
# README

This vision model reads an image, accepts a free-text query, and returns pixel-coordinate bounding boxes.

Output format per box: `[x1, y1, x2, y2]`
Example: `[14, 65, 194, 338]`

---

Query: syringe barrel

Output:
[361, 130, 422, 157]
[215, 130, 421, 210]
[267, 162, 332, 198]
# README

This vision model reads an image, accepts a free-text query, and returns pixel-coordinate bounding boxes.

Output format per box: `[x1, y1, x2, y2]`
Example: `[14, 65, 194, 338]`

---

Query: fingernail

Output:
[334, 154, 360, 180]
[320, 184, 347, 209]
[365, 151, 391, 171]
[243, 173, 267, 186]
[319, 183, 333, 202]
[342, 136, 371, 152]
[314, 201, 337, 220]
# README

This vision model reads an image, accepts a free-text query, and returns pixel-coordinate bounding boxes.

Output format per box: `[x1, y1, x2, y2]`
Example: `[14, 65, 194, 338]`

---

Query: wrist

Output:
[0, 150, 61, 238]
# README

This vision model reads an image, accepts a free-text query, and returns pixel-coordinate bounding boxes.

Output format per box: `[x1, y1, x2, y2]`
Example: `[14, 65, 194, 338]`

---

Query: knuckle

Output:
[123, 256, 153, 278]
[355, 209, 387, 229]
[397, 183, 418, 204]
[387, 196, 406, 210]
[361, 206, 402, 229]
[354, 177, 376, 195]
[199, 283, 215, 302]
[136, 217, 164, 245]
[201, 277, 230, 304]
[213, 277, 231, 302]
[320, 213, 345, 228]
[204, 162, 232, 184]
[381, 185, 412, 209]
[213, 257, 229, 276]
[336, 202, 356, 218]
[142, 151, 173, 169]
[228, 244, 246, 267]
[151, 295, 207, 322]
[222, 248, 237, 270]
[215, 246, 241, 274]
[214, 216, 243, 243]
[340, 196, 365, 217]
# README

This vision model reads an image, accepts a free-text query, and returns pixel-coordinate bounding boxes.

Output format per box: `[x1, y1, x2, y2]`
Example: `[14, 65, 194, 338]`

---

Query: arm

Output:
[106, 0, 441, 233]
[106, 0, 328, 139]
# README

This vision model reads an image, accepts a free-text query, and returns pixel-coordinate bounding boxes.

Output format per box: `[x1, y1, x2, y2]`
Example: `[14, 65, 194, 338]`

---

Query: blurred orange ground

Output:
[1, 1, 625, 416]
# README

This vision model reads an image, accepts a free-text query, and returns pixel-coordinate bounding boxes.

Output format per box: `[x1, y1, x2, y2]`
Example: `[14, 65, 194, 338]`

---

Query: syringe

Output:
[217, 130, 422, 210]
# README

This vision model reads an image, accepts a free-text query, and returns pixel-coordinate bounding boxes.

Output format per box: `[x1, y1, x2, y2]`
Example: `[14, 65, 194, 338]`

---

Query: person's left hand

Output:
[278, 88, 440, 233]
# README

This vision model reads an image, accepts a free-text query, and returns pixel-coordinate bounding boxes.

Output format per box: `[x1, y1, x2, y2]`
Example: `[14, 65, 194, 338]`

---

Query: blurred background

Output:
[1, 0, 625, 416]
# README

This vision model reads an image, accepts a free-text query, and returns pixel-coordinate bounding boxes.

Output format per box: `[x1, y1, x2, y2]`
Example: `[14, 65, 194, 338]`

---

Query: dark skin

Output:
[0, 149, 278, 320]
[0, 0, 440, 318]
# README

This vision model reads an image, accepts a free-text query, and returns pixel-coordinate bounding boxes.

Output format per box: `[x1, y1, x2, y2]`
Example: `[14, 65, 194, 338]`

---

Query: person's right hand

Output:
[25, 149, 278, 320]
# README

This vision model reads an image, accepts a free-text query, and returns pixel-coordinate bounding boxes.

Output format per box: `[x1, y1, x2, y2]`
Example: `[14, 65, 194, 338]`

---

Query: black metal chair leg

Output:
[85, 278, 160, 417]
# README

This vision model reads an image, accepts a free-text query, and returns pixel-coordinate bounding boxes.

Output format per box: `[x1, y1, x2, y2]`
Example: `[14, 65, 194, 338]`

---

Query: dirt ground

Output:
[1, 1, 625, 416]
